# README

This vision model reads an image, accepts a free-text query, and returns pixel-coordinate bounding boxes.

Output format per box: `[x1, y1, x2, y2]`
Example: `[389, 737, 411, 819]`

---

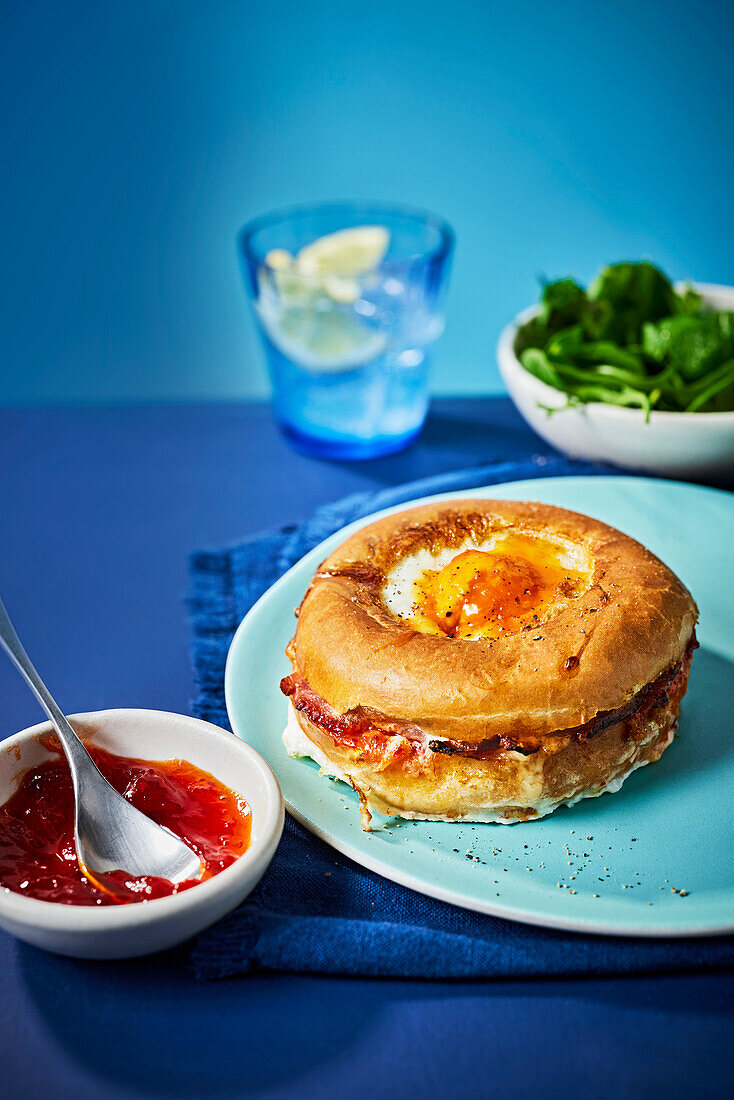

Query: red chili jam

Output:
[0, 741, 251, 905]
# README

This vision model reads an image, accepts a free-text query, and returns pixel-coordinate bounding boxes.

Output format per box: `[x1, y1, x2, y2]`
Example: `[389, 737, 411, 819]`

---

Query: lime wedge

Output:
[254, 225, 391, 367]
[296, 226, 390, 277]
[256, 300, 386, 373]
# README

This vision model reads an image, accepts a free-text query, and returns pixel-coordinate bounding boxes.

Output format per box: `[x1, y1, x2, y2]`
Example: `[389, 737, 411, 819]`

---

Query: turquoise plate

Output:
[225, 477, 734, 937]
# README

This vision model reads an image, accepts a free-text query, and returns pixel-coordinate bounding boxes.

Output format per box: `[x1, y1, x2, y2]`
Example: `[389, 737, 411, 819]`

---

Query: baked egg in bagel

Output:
[280, 499, 698, 829]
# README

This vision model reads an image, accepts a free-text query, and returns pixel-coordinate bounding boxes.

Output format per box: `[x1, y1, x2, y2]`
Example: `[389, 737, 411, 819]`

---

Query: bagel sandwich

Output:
[280, 499, 698, 829]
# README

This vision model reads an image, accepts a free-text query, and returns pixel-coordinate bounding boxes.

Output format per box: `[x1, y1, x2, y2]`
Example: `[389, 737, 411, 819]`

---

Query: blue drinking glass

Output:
[238, 203, 454, 459]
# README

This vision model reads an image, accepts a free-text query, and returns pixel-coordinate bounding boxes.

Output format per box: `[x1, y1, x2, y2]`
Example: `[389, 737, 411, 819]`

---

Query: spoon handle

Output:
[0, 596, 95, 774]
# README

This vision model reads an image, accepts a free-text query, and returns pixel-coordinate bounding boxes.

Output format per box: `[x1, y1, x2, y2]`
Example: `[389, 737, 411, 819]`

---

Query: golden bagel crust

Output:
[291, 499, 698, 742]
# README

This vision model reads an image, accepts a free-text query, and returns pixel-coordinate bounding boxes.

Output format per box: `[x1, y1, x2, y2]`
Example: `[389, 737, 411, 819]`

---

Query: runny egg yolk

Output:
[413, 535, 586, 639]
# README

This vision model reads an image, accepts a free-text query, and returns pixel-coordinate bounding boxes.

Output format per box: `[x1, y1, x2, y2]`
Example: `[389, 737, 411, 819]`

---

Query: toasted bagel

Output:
[281, 499, 698, 827]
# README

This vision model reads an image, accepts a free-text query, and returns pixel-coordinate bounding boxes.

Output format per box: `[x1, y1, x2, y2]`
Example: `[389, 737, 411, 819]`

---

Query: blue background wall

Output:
[2, 0, 732, 404]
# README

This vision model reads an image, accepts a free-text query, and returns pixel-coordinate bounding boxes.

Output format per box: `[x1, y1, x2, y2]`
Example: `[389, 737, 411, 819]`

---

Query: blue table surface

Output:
[0, 398, 732, 1100]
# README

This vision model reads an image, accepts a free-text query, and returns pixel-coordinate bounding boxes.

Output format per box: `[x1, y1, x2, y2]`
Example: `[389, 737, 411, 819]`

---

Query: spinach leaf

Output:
[587, 261, 678, 344]
[519, 348, 564, 388]
[540, 277, 586, 321]
[513, 260, 734, 415]
[645, 312, 734, 379]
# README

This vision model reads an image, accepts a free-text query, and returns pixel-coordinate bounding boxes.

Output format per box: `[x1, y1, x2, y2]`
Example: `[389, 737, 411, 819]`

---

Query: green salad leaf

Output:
[515, 261, 734, 417]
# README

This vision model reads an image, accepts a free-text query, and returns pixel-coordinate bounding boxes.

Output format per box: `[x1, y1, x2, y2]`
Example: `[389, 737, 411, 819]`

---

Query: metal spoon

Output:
[0, 597, 202, 888]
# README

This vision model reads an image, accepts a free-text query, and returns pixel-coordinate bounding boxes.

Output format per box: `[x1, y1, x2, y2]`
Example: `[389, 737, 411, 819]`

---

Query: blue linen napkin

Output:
[187, 455, 734, 979]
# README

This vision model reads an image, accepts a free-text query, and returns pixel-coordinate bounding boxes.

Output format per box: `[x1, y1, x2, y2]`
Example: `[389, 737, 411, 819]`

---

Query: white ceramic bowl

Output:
[0, 709, 284, 959]
[497, 282, 734, 478]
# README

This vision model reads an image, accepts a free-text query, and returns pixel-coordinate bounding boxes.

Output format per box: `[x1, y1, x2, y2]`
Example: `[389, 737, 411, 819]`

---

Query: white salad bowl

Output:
[497, 282, 734, 478]
[0, 709, 284, 959]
